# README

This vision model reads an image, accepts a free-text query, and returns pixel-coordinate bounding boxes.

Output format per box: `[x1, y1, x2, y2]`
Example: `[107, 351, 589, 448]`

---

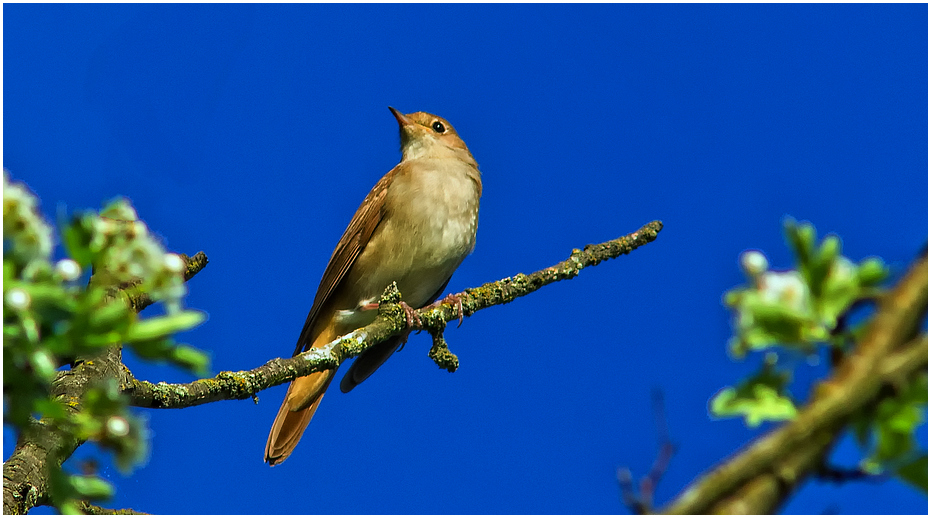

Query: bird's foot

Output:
[398, 300, 422, 329]
[429, 293, 465, 327]
[395, 301, 423, 351]
[363, 300, 421, 350]
[363, 300, 423, 329]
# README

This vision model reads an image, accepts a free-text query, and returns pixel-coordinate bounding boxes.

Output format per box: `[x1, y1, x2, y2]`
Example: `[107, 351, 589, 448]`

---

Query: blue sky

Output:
[3, 3, 928, 514]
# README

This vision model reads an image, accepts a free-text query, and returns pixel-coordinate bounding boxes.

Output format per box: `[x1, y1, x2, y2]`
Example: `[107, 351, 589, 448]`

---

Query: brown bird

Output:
[264, 107, 482, 465]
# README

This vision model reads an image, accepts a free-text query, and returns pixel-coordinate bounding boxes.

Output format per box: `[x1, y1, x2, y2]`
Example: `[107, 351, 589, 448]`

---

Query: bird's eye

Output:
[432, 121, 446, 133]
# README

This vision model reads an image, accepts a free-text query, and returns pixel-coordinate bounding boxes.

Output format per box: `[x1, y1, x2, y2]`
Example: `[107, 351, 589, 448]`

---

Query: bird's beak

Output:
[388, 106, 412, 127]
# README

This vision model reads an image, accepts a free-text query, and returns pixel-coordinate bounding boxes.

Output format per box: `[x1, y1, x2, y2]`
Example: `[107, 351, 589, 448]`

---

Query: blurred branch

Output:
[659, 250, 928, 514]
[2, 252, 208, 515]
[3, 346, 131, 515]
[125, 220, 664, 409]
[109, 252, 209, 312]
[77, 500, 148, 515]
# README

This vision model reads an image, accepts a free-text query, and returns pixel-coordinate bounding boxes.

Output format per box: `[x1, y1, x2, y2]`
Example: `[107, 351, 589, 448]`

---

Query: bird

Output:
[264, 107, 482, 465]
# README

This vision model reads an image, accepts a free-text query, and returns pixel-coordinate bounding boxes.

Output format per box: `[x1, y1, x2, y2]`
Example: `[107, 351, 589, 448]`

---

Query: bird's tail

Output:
[264, 369, 334, 465]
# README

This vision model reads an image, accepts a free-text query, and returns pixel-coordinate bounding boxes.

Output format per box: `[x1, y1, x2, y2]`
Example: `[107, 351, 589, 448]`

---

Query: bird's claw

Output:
[431, 293, 465, 327]
[398, 301, 422, 329]
[393, 301, 421, 351]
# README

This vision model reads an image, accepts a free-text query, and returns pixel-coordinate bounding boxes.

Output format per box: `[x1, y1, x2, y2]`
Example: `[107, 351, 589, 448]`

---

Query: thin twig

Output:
[619, 389, 677, 514]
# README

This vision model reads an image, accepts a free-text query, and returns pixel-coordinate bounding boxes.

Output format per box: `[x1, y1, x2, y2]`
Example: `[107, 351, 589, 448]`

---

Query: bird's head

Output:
[389, 107, 477, 167]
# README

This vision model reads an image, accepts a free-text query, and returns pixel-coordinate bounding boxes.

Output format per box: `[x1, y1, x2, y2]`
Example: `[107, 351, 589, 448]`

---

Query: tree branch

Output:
[125, 220, 664, 409]
[111, 252, 209, 312]
[4, 347, 135, 514]
[3, 252, 209, 515]
[659, 250, 928, 514]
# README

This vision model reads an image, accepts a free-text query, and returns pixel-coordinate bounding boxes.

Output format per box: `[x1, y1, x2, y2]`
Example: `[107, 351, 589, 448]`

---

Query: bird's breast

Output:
[346, 159, 480, 310]
[388, 158, 480, 262]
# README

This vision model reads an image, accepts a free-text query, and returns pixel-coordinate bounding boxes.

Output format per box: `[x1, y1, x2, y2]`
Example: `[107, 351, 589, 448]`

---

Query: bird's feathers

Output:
[292, 172, 391, 357]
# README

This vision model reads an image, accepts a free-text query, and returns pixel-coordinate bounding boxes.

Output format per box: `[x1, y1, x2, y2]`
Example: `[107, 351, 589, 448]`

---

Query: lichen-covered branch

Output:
[125, 221, 664, 409]
[418, 220, 664, 331]
[659, 251, 928, 515]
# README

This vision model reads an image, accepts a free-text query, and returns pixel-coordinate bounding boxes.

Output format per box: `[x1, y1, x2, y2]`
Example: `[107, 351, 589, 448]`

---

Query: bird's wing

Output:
[292, 170, 394, 356]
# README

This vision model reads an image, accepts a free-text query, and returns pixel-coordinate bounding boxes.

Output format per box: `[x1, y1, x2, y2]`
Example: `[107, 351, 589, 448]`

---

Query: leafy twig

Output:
[659, 251, 928, 514]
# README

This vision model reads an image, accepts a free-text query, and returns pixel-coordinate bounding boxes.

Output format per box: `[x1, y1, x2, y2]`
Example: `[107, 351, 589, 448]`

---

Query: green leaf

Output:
[125, 311, 205, 342]
[4, 259, 16, 283]
[30, 349, 58, 381]
[817, 235, 841, 266]
[61, 215, 96, 267]
[807, 234, 841, 298]
[82, 331, 124, 347]
[896, 454, 928, 494]
[784, 217, 814, 266]
[856, 373, 928, 469]
[88, 298, 132, 331]
[857, 257, 888, 286]
[709, 359, 797, 427]
[59, 501, 82, 515]
[170, 344, 211, 375]
[819, 258, 860, 327]
[68, 474, 114, 500]
[740, 297, 811, 348]
[34, 398, 70, 420]
[710, 385, 798, 427]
